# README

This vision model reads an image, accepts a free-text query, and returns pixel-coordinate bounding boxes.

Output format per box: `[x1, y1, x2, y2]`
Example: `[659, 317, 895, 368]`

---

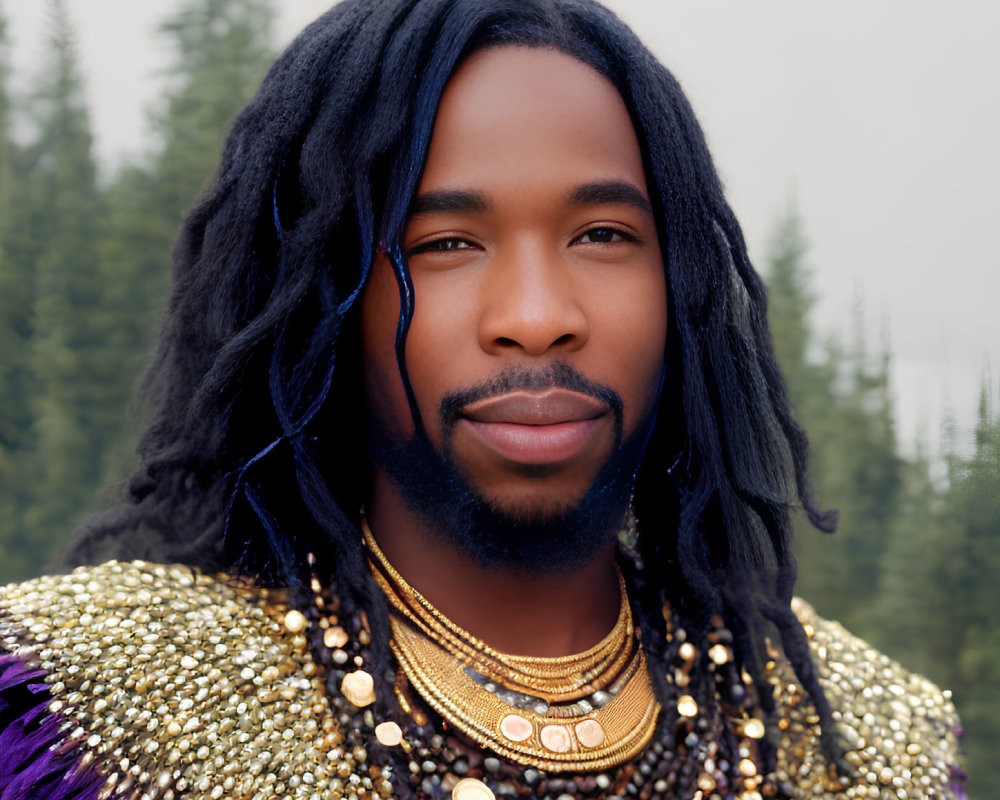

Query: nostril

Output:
[551, 333, 575, 347]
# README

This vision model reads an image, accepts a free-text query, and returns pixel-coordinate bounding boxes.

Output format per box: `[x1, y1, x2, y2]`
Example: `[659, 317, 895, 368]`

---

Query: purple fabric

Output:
[949, 763, 968, 800]
[0, 651, 108, 800]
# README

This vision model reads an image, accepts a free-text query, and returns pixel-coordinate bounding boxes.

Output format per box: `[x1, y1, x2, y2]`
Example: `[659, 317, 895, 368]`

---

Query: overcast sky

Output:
[6, 1, 999, 462]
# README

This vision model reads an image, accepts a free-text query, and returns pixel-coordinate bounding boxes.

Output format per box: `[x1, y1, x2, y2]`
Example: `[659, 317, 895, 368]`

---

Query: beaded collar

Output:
[301, 543, 775, 800]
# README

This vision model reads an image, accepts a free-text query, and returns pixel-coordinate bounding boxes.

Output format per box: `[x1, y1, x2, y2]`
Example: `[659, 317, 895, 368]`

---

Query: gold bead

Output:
[324, 626, 349, 649]
[452, 778, 496, 800]
[743, 719, 765, 739]
[708, 644, 730, 665]
[677, 695, 699, 717]
[340, 670, 376, 707]
[738, 758, 758, 777]
[375, 721, 402, 747]
[283, 610, 308, 634]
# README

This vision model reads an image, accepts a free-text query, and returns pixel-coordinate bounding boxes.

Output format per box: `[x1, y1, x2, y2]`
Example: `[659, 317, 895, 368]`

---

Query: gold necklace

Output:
[363, 520, 661, 772]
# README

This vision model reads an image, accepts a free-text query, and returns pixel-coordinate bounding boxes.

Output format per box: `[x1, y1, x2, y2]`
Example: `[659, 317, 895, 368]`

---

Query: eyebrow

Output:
[409, 189, 490, 217]
[407, 181, 652, 218]
[568, 181, 652, 214]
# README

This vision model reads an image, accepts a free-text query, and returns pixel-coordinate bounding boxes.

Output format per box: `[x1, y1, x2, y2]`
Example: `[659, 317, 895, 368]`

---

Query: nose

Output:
[477, 243, 589, 356]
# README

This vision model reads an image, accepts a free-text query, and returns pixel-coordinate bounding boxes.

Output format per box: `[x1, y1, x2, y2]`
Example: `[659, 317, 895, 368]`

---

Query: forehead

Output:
[417, 46, 648, 197]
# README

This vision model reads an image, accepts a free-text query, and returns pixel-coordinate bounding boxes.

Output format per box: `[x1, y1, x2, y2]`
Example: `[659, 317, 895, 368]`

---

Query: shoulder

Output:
[772, 597, 965, 799]
[0, 560, 341, 799]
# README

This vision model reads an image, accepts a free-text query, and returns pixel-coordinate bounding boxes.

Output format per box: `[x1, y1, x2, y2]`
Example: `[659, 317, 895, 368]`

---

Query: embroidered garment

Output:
[0, 561, 963, 799]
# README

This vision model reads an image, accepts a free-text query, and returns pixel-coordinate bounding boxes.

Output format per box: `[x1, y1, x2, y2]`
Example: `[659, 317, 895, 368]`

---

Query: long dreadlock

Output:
[65, 0, 841, 776]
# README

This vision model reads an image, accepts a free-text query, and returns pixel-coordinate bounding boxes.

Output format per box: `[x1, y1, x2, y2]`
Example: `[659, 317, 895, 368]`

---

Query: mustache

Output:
[439, 362, 624, 440]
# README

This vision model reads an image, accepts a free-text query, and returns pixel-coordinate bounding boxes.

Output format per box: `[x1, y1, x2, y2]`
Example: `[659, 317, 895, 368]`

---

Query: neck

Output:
[366, 470, 621, 657]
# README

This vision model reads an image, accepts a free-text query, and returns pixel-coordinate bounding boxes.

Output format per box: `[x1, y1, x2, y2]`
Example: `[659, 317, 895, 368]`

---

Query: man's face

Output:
[362, 46, 667, 558]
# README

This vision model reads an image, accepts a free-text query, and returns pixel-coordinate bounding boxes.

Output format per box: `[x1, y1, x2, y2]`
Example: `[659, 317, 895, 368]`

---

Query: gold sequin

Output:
[0, 561, 339, 800]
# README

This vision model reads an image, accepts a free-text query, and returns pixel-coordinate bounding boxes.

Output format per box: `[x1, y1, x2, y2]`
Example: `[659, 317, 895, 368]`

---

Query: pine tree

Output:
[97, 0, 276, 486]
[946, 376, 1000, 785]
[764, 210, 903, 631]
[0, 3, 34, 561]
[4, 0, 116, 580]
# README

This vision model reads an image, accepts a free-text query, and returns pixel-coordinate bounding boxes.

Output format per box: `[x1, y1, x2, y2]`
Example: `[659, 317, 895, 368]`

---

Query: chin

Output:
[371, 427, 639, 576]
[475, 487, 590, 525]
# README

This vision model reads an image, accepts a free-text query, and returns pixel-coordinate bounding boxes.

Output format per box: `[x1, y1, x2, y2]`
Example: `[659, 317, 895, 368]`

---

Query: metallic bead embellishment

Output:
[375, 721, 403, 746]
[708, 643, 730, 664]
[323, 625, 349, 649]
[677, 694, 699, 717]
[452, 777, 496, 800]
[340, 669, 376, 707]
[743, 718, 766, 739]
[0, 561, 348, 800]
[0, 562, 964, 800]
[283, 609, 308, 634]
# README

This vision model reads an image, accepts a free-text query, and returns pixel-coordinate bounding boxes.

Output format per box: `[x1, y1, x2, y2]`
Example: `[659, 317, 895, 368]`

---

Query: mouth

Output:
[456, 389, 611, 466]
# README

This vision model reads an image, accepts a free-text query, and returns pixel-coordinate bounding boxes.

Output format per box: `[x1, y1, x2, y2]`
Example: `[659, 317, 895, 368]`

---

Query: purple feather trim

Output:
[0, 651, 108, 800]
[949, 763, 968, 800]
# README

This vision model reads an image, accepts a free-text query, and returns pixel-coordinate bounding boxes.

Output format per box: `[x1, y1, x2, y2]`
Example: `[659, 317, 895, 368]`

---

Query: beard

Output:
[368, 362, 657, 576]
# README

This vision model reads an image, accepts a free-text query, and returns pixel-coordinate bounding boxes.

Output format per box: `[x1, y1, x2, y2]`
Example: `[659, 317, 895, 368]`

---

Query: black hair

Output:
[66, 0, 841, 783]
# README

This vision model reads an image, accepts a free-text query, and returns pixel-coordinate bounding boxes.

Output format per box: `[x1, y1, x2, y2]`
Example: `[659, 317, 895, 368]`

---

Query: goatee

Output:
[369, 363, 655, 576]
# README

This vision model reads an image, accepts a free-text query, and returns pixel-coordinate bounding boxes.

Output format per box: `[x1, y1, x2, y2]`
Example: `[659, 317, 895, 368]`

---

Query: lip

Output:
[457, 389, 610, 465]
[460, 388, 609, 425]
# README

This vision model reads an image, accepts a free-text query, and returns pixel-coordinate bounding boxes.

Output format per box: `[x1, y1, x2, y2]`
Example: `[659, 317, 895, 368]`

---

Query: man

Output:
[0, 1, 962, 798]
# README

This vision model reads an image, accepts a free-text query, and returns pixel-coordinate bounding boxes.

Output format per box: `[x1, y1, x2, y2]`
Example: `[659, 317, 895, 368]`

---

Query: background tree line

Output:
[1, 0, 996, 790]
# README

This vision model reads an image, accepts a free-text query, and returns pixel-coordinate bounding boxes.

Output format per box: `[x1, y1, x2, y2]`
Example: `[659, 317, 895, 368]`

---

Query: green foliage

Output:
[766, 207, 996, 789]
[767, 212, 903, 630]
[0, 0, 108, 577]
[0, 0, 275, 582]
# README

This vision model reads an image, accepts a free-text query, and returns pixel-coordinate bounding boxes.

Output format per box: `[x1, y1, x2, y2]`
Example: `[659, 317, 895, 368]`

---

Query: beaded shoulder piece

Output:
[0, 561, 965, 800]
[774, 599, 965, 799]
[0, 561, 363, 800]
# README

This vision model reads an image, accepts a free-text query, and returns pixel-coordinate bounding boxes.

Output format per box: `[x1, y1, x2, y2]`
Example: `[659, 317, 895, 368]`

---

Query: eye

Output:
[574, 226, 639, 245]
[408, 236, 476, 256]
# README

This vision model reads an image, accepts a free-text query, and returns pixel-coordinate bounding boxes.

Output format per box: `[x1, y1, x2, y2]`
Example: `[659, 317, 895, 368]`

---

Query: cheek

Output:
[601, 270, 668, 430]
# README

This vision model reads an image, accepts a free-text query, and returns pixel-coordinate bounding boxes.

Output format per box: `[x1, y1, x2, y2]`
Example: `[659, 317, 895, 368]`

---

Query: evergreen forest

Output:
[1, 0, 996, 791]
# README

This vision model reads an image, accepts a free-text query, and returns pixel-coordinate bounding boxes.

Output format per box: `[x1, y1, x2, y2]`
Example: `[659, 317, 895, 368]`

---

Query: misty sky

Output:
[6, 0, 999, 461]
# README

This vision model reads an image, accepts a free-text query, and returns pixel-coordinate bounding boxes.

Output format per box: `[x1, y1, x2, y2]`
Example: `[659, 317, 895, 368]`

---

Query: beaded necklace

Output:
[301, 547, 776, 800]
[364, 522, 659, 771]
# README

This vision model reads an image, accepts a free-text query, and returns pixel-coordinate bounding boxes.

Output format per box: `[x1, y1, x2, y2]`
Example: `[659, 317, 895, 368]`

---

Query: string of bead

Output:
[362, 517, 633, 700]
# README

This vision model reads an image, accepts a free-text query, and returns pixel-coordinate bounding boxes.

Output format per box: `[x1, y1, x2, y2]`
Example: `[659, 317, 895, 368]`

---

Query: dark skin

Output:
[361, 48, 668, 657]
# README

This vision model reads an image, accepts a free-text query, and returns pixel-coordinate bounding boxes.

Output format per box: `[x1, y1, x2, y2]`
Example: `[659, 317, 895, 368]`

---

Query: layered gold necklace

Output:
[363, 521, 660, 772]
